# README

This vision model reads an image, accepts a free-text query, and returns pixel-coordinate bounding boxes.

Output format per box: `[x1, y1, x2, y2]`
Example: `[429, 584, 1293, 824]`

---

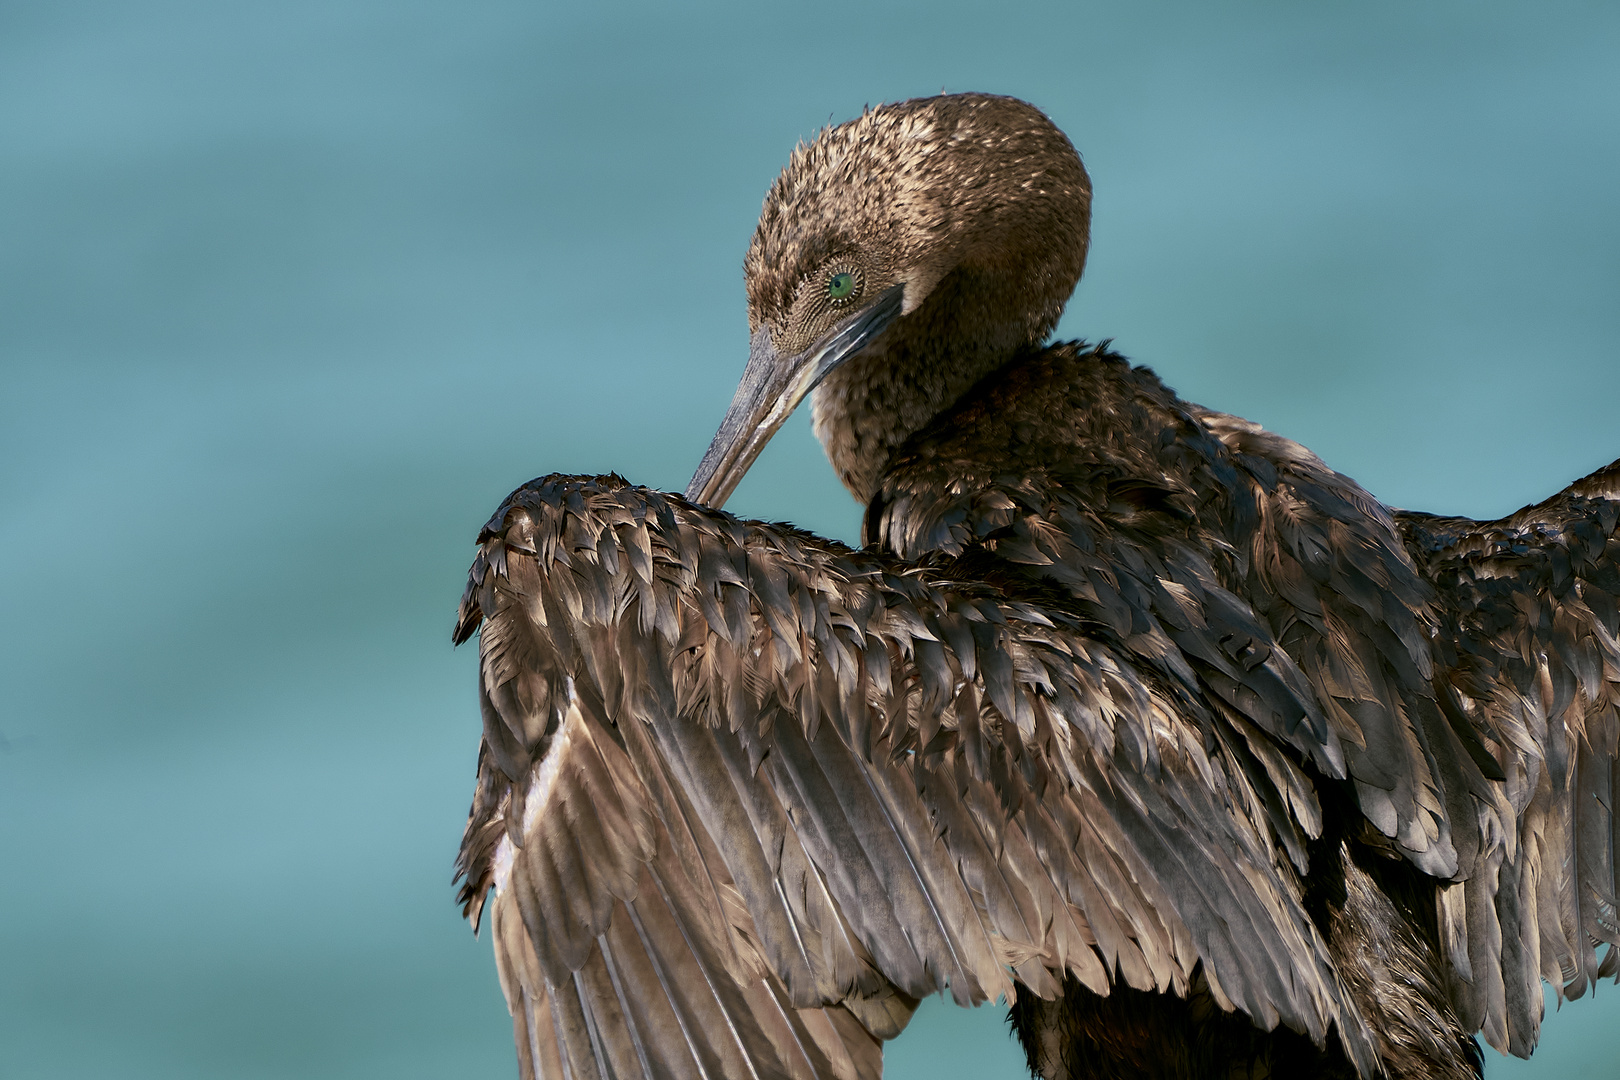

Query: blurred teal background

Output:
[2, 1, 1617, 1077]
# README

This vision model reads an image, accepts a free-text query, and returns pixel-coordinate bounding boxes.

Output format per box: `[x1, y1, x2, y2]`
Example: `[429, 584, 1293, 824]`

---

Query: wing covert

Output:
[454, 474, 1381, 1078]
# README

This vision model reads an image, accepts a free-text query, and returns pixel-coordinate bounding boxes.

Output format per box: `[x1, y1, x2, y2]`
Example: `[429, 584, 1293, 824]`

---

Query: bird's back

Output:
[870, 339, 1620, 1071]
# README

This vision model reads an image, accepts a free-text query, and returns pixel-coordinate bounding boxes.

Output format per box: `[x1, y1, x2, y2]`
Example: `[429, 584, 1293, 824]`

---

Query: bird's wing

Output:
[1399, 460, 1620, 1057]
[453, 474, 1380, 1080]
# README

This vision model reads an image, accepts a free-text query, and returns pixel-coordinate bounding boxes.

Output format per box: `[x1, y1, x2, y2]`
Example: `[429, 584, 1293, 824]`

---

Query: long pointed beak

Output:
[685, 284, 904, 508]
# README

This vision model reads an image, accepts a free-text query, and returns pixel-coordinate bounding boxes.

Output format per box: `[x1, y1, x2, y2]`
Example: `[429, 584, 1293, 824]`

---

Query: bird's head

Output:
[687, 93, 1092, 508]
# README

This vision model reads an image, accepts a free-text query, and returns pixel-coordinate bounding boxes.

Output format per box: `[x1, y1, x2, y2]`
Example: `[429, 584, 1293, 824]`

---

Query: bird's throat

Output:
[809, 266, 1040, 503]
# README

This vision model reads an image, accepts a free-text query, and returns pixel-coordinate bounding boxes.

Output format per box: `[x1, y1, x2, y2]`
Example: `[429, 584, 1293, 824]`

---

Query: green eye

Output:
[827, 271, 857, 301]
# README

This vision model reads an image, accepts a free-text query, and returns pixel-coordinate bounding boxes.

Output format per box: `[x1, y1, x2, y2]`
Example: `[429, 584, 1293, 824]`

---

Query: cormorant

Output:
[453, 94, 1620, 1079]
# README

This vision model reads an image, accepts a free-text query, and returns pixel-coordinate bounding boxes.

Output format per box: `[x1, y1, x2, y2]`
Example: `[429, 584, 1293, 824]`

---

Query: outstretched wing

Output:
[1400, 460, 1620, 1057]
[453, 474, 1379, 1080]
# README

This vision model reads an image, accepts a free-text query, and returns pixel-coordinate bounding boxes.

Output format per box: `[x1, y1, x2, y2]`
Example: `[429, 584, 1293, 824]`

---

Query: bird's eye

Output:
[827, 270, 861, 303]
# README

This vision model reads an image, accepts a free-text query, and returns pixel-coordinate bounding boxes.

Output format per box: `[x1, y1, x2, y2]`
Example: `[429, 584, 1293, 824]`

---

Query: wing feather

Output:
[455, 475, 1381, 1078]
[1400, 458, 1620, 1056]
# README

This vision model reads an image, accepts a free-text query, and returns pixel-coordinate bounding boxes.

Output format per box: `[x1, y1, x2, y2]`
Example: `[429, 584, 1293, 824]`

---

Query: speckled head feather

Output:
[745, 93, 1091, 351]
[739, 94, 1093, 501]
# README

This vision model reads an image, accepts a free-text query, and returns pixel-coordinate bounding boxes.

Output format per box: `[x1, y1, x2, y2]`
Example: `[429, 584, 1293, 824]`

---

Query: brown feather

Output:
[454, 93, 1619, 1079]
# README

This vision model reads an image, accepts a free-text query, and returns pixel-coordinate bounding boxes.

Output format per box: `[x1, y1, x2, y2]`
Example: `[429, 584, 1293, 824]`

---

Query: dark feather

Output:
[455, 474, 1392, 1078]
[453, 94, 1619, 1080]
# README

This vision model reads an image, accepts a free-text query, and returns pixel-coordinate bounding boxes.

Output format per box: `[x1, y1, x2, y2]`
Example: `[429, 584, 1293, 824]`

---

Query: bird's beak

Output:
[685, 284, 904, 508]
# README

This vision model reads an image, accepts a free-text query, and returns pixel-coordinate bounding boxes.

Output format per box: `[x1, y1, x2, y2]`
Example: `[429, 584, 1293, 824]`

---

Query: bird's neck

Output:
[809, 267, 1037, 503]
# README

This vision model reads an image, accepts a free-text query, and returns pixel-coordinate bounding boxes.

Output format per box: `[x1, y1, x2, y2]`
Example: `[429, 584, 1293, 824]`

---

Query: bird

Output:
[452, 93, 1620, 1079]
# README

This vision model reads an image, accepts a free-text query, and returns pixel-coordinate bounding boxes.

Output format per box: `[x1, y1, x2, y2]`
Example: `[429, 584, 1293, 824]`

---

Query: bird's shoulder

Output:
[866, 340, 1416, 595]
[865, 341, 1210, 556]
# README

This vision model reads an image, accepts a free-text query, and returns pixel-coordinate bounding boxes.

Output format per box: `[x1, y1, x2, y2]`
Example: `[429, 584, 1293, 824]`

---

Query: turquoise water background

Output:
[2, 2, 1618, 1076]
